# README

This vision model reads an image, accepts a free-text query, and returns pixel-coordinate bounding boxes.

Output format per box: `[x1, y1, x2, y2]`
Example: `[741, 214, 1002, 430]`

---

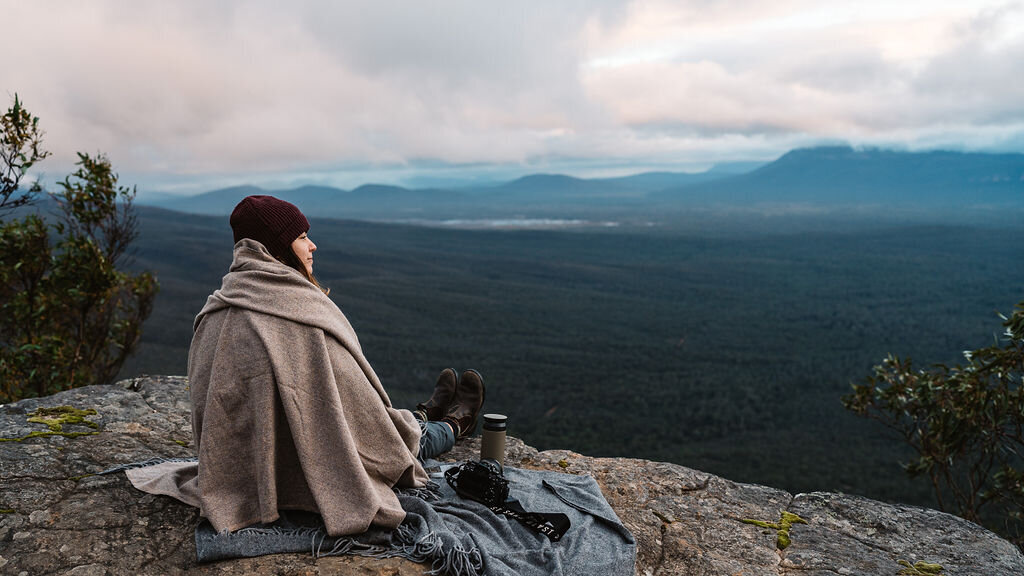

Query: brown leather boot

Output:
[416, 368, 458, 421]
[443, 369, 485, 438]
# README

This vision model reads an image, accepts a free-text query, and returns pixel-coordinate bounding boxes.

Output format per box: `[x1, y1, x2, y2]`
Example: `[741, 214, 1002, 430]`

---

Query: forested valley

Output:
[121, 206, 1024, 509]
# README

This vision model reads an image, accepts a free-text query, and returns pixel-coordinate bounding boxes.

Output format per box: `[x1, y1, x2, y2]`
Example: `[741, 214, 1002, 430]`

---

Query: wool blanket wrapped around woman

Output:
[184, 238, 429, 536]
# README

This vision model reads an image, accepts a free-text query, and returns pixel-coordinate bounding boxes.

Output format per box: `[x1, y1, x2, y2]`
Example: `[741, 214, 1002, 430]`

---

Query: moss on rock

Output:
[0, 405, 99, 442]
[898, 559, 945, 575]
[741, 510, 808, 550]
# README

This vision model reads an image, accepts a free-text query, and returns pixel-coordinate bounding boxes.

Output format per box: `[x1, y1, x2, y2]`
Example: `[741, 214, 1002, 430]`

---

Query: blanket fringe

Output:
[395, 480, 442, 502]
[233, 525, 324, 539]
[99, 456, 197, 475]
[108, 457, 483, 575]
[315, 522, 483, 576]
[313, 532, 391, 558]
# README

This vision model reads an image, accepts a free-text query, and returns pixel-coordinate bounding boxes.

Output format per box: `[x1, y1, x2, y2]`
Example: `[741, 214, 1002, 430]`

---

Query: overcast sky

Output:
[4, 0, 1024, 196]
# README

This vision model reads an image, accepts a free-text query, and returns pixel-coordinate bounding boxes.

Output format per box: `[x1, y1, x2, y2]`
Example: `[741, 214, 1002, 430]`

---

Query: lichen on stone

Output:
[897, 559, 945, 575]
[741, 510, 808, 550]
[0, 405, 100, 442]
[27, 405, 99, 431]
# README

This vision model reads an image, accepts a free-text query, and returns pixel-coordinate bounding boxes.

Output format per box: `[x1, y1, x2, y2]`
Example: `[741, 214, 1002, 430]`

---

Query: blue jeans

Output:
[417, 419, 455, 461]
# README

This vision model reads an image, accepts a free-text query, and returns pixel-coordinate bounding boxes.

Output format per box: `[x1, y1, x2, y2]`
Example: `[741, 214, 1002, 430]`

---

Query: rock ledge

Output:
[1, 376, 1022, 575]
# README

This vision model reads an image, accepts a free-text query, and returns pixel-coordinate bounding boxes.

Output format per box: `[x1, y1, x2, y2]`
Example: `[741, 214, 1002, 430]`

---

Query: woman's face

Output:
[291, 232, 317, 276]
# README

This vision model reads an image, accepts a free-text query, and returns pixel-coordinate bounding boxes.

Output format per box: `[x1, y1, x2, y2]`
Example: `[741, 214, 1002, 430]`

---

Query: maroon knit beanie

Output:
[230, 195, 310, 260]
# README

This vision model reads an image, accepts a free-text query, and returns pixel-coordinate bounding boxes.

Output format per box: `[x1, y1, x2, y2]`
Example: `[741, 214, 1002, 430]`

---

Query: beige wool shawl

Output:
[186, 239, 429, 536]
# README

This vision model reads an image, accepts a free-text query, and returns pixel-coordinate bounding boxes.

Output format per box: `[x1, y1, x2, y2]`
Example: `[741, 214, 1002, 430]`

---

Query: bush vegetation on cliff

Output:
[0, 96, 157, 402]
[844, 302, 1024, 548]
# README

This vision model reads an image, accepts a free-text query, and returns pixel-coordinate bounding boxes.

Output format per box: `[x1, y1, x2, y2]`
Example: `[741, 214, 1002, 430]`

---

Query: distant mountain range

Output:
[143, 146, 1024, 224]
[656, 146, 1024, 205]
[146, 169, 723, 218]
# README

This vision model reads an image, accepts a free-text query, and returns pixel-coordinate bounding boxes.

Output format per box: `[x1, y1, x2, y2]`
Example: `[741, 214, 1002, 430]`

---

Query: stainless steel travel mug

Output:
[480, 413, 507, 467]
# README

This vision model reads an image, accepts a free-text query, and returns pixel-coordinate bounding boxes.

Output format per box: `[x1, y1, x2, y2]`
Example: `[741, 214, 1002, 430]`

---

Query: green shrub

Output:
[0, 96, 157, 402]
[843, 302, 1024, 548]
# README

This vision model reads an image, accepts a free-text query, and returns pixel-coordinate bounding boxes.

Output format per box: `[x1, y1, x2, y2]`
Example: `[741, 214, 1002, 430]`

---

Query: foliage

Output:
[0, 97, 157, 403]
[843, 302, 1024, 547]
[0, 94, 49, 214]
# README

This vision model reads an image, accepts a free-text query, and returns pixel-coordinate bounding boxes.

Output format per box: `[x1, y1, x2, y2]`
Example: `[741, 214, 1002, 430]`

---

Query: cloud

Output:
[2, 0, 1023, 193]
[582, 0, 1024, 142]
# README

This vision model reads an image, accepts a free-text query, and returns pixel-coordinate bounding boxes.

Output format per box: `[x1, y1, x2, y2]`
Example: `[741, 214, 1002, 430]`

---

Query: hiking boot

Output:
[416, 368, 458, 421]
[443, 369, 485, 438]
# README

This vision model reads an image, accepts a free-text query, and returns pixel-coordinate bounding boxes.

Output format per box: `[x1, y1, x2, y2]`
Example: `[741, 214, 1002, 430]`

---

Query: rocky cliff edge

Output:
[1, 376, 1021, 576]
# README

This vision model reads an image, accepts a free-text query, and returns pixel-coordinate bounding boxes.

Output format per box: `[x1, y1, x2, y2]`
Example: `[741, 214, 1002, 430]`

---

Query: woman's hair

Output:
[279, 247, 330, 296]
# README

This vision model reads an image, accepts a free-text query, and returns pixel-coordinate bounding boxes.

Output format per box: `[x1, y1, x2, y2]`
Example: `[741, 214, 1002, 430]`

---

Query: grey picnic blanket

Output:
[106, 459, 635, 576]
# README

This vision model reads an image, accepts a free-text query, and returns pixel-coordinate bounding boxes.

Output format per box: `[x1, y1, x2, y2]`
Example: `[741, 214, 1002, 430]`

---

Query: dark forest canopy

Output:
[121, 204, 1024, 511]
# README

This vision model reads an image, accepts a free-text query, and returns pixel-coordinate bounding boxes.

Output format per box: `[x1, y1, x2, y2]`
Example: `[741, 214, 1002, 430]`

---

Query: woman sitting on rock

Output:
[187, 194, 485, 537]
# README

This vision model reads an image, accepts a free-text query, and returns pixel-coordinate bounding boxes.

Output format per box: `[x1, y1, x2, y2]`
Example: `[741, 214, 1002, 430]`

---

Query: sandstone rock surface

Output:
[1, 376, 1021, 575]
